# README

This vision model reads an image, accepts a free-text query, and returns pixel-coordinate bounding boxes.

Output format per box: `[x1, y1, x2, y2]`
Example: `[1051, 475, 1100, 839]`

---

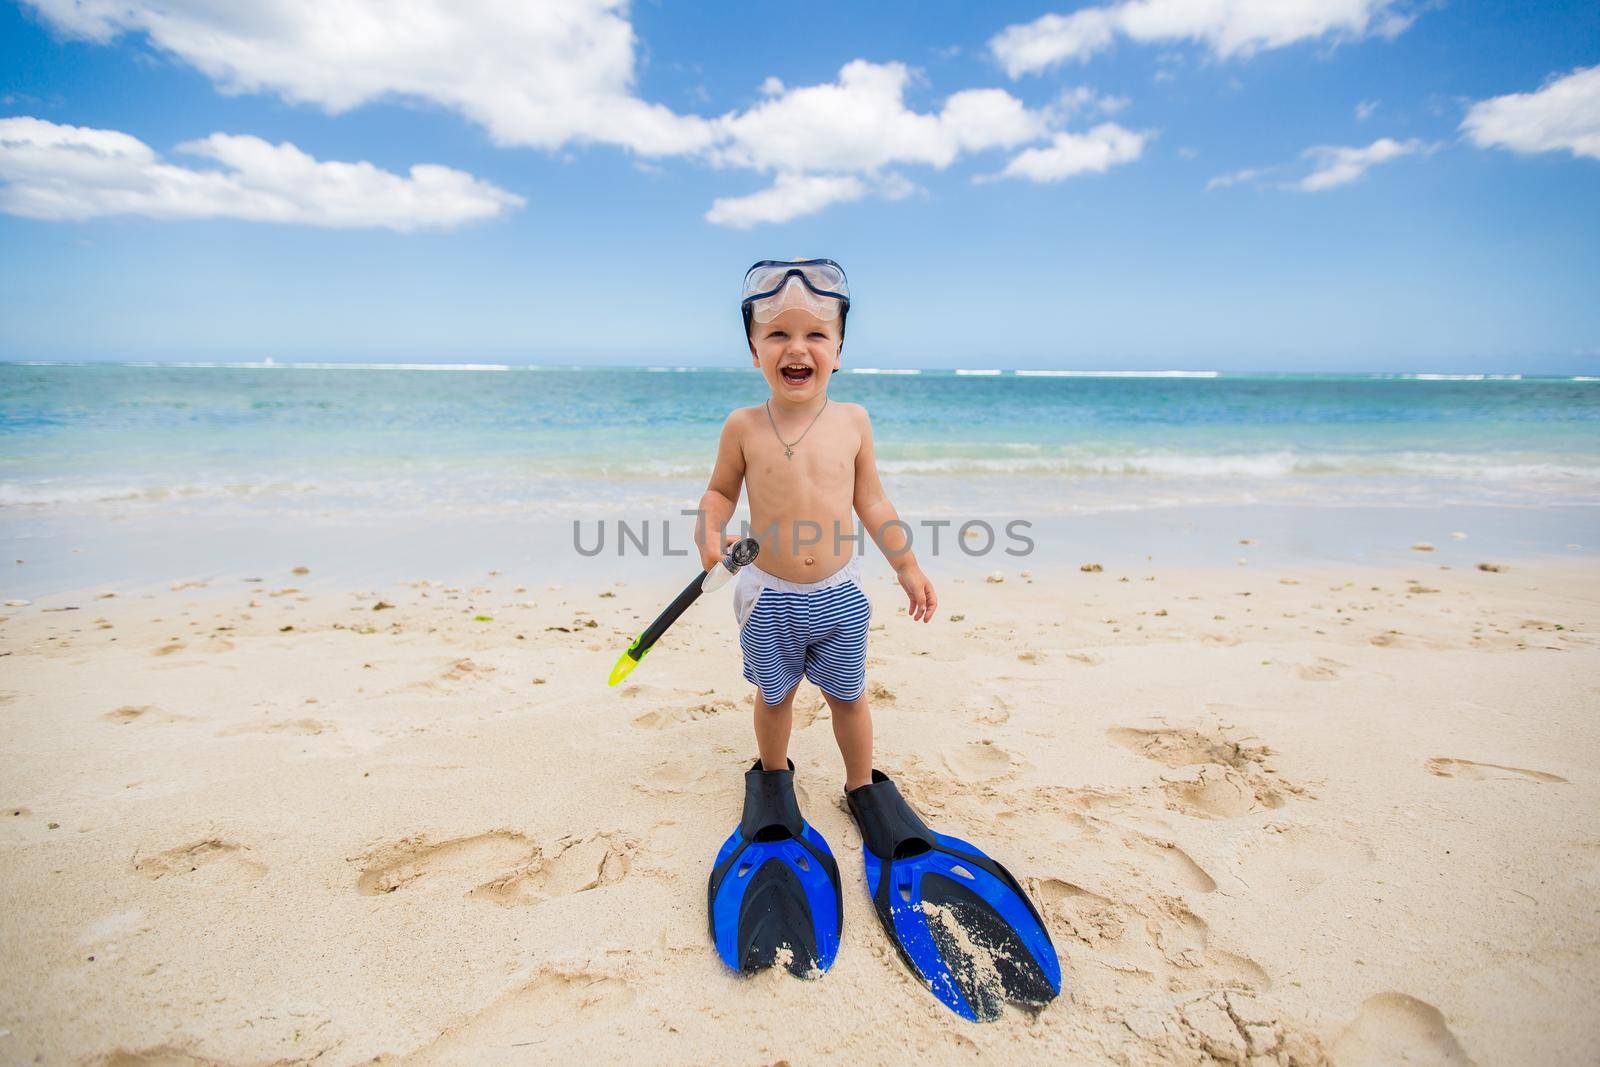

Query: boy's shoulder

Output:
[831, 401, 871, 433]
[835, 400, 869, 422]
[723, 403, 764, 428]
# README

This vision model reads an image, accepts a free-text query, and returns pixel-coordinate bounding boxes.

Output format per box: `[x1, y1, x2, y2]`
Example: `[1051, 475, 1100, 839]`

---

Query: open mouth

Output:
[780, 363, 814, 385]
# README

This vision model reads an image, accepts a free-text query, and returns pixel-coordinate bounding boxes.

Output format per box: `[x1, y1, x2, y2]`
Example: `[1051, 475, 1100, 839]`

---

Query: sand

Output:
[1, 557, 1597, 1065]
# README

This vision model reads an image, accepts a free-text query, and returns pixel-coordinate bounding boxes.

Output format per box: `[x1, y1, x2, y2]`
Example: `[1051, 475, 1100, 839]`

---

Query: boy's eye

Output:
[808, 333, 826, 340]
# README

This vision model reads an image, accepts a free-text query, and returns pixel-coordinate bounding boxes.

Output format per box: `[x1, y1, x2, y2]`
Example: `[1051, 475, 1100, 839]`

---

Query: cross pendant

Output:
[784, 447, 794, 460]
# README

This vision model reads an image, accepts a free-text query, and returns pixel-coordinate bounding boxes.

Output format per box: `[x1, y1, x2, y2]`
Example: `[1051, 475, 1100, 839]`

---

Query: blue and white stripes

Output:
[735, 561, 872, 703]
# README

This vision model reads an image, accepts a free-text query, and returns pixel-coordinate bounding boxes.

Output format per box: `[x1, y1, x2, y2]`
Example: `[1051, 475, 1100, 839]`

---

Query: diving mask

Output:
[741, 259, 850, 324]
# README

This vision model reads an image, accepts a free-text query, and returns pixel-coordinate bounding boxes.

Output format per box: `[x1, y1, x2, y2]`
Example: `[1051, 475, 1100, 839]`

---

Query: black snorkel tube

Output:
[607, 537, 760, 686]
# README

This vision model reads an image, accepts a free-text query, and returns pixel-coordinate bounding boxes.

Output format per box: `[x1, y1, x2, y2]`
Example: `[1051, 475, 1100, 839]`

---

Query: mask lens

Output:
[742, 260, 850, 303]
[750, 276, 844, 323]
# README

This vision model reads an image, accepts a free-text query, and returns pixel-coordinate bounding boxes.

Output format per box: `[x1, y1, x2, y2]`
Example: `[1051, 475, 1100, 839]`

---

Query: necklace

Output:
[765, 398, 828, 460]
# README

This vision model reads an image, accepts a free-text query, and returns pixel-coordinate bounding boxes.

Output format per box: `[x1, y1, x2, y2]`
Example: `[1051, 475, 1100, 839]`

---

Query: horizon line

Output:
[2, 360, 1593, 381]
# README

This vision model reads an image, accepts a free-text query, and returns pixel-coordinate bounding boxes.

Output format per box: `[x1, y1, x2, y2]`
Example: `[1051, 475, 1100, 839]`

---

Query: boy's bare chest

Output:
[743, 433, 857, 501]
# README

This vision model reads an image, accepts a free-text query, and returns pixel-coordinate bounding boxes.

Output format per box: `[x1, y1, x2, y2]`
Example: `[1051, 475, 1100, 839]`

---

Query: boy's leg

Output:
[755, 684, 798, 772]
[739, 584, 803, 771]
[820, 690, 873, 790]
[802, 577, 873, 789]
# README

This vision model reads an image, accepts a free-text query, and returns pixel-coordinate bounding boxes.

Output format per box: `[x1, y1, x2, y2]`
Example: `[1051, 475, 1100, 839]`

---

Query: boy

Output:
[695, 259, 935, 792]
[702, 262, 1059, 1020]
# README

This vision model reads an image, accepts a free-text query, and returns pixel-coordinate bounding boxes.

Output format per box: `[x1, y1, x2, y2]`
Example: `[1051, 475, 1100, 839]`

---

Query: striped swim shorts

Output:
[733, 557, 873, 705]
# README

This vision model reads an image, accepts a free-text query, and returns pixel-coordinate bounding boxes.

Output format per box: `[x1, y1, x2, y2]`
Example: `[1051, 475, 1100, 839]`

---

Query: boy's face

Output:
[748, 306, 842, 402]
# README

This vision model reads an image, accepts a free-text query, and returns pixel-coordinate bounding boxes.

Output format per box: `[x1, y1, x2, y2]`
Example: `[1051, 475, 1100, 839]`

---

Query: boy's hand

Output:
[700, 533, 741, 574]
[897, 564, 937, 623]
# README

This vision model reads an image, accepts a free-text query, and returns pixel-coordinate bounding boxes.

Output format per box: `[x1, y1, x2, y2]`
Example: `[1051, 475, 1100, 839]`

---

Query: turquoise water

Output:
[3, 362, 1599, 518]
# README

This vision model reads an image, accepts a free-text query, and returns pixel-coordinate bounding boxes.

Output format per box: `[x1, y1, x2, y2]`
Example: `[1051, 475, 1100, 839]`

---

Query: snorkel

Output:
[741, 259, 849, 355]
[607, 537, 761, 687]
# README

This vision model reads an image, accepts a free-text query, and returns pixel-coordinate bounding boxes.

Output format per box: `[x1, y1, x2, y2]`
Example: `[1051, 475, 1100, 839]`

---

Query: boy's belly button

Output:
[804, 556, 814, 566]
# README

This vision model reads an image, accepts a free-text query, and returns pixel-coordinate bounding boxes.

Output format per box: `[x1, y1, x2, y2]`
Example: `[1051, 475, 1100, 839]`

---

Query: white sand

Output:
[1, 558, 1597, 1064]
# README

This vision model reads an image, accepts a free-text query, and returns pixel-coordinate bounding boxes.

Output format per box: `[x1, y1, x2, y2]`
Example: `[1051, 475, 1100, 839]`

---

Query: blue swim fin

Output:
[708, 760, 842, 977]
[846, 770, 1062, 1021]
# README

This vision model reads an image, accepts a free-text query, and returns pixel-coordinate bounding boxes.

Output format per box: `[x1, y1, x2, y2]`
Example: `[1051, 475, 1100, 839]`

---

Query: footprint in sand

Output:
[133, 838, 267, 885]
[406, 967, 637, 1062]
[633, 759, 717, 796]
[1295, 657, 1345, 681]
[1026, 784, 1134, 822]
[1109, 725, 1296, 818]
[102, 705, 193, 726]
[356, 831, 535, 896]
[1022, 783, 1220, 890]
[1119, 831, 1219, 894]
[1369, 630, 1452, 650]
[1424, 758, 1567, 784]
[1332, 992, 1473, 1066]
[87, 1044, 231, 1066]
[1033, 879, 1125, 940]
[630, 699, 734, 731]
[471, 833, 635, 907]
[1108, 725, 1255, 769]
[150, 641, 185, 657]
[1120, 991, 1325, 1064]
[1031, 878, 1266, 994]
[939, 740, 1018, 781]
[974, 703, 1011, 726]
[408, 657, 497, 692]
[355, 830, 633, 904]
[1234, 824, 1376, 900]
[1162, 765, 1284, 819]
[791, 689, 829, 730]
[217, 717, 333, 737]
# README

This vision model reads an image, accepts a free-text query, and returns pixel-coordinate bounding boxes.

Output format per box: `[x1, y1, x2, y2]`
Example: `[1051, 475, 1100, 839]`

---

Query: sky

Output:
[1, 0, 1597, 373]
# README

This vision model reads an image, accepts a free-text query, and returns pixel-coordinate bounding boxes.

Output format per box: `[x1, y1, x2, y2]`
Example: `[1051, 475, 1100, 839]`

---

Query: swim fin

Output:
[846, 770, 1062, 1021]
[708, 760, 842, 978]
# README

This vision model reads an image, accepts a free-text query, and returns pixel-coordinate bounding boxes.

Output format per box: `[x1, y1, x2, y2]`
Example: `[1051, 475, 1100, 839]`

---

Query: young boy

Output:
[702, 261, 1060, 1019]
[695, 259, 936, 792]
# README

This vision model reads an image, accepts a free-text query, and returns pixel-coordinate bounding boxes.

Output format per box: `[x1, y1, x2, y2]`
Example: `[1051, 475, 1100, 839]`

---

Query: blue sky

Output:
[1, 0, 1596, 372]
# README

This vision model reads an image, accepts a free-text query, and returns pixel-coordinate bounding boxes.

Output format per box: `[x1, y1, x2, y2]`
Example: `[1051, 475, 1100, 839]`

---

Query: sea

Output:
[3, 362, 1597, 595]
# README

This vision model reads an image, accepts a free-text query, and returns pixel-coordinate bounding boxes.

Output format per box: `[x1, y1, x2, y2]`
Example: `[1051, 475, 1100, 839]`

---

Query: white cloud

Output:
[17, 2, 1151, 227]
[20, 0, 715, 156]
[1460, 65, 1600, 161]
[1205, 164, 1268, 190]
[0, 116, 522, 229]
[1206, 136, 1428, 192]
[992, 123, 1148, 182]
[703, 61, 1060, 225]
[991, 0, 1413, 77]
[704, 173, 869, 228]
[1297, 136, 1425, 190]
[1355, 99, 1380, 121]
[1055, 85, 1131, 118]
[710, 62, 1046, 175]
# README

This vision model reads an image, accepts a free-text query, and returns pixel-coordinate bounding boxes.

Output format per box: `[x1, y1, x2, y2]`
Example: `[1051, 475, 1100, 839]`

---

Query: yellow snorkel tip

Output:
[608, 636, 648, 687]
[607, 652, 638, 687]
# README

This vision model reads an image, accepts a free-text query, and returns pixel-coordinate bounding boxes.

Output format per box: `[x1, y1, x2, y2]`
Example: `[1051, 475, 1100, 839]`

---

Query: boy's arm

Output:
[697, 412, 746, 571]
[852, 407, 937, 623]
